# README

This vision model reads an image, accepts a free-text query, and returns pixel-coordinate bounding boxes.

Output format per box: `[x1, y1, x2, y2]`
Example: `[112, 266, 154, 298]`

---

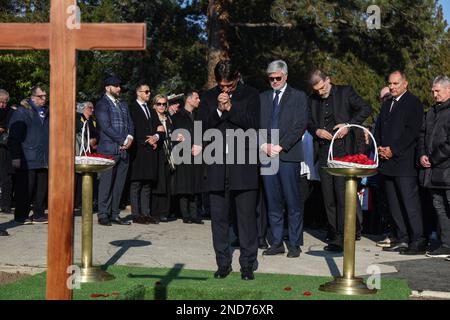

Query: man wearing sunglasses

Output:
[259, 60, 308, 258]
[95, 76, 135, 226]
[128, 83, 163, 225]
[8, 85, 50, 225]
[308, 70, 371, 252]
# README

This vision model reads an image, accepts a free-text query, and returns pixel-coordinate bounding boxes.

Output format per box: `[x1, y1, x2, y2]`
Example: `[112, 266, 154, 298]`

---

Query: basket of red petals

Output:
[75, 120, 115, 166]
[327, 124, 378, 169]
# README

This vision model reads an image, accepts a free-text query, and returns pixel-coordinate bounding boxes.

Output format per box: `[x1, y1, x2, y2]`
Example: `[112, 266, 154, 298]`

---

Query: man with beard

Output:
[95, 76, 134, 226]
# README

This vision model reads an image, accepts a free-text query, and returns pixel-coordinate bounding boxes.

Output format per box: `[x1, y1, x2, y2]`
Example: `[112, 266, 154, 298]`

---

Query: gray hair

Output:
[432, 75, 450, 88]
[266, 60, 288, 75]
[0, 89, 9, 98]
[76, 101, 93, 113]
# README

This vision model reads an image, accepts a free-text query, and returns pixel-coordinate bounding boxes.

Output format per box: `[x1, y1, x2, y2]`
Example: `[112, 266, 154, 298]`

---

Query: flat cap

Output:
[104, 76, 121, 87]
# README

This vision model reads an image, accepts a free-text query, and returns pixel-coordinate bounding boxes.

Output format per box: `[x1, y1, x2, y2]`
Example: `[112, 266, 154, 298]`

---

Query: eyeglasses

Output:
[140, 90, 151, 94]
[155, 102, 166, 106]
[34, 95, 47, 100]
[269, 76, 283, 82]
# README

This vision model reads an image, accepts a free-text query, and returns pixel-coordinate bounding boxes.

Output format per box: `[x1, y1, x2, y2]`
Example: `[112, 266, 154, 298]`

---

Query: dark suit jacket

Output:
[308, 85, 372, 162]
[128, 100, 163, 182]
[198, 82, 260, 191]
[172, 108, 205, 194]
[95, 95, 134, 155]
[375, 90, 424, 177]
[260, 85, 308, 162]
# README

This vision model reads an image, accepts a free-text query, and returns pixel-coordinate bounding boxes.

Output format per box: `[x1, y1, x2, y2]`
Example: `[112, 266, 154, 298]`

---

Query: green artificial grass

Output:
[0, 265, 411, 300]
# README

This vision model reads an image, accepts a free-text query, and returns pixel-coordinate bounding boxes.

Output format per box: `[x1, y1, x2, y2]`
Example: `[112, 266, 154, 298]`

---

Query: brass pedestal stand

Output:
[76, 164, 115, 283]
[319, 167, 378, 295]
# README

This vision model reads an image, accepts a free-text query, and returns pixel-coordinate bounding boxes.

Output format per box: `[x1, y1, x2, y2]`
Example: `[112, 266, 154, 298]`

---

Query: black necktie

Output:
[389, 99, 397, 113]
[142, 103, 150, 119]
[270, 90, 281, 129]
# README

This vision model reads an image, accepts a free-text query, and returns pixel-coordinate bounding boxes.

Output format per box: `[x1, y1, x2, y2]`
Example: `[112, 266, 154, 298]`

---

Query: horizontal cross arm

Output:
[75, 23, 146, 50]
[0, 24, 50, 49]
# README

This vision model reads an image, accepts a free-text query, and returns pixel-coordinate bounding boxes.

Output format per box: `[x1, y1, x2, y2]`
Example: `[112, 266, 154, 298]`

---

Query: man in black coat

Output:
[259, 60, 308, 258]
[418, 76, 450, 258]
[375, 70, 426, 254]
[172, 90, 205, 224]
[129, 83, 163, 225]
[196, 60, 260, 280]
[308, 70, 372, 252]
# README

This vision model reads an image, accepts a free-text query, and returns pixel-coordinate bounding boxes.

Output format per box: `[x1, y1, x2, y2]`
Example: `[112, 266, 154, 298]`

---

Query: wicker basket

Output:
[75, 119, 115, 166]
[327, 124, 378, 169]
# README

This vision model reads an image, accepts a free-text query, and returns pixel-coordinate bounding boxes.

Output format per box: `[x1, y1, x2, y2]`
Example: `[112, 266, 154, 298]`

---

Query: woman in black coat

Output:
[172, 91, 205, 224]
[151, 94, 176, 222]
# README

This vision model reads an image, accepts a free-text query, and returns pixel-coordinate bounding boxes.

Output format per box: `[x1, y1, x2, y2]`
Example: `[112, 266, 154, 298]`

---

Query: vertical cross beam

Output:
[46, 0, 76, 300]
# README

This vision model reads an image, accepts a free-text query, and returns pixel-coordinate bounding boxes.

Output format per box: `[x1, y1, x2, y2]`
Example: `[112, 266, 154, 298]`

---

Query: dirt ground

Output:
[0, 271, 31, 285]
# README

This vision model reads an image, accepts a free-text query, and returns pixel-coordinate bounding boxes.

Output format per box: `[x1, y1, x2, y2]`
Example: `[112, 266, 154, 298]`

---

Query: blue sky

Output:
[439, 0, 450, 23]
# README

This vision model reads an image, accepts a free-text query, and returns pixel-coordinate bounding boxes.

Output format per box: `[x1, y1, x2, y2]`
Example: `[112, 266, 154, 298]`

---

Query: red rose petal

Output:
[284, 287, 292, 291]
[90, 293, 109, 298]
[303, 292, 312, 296]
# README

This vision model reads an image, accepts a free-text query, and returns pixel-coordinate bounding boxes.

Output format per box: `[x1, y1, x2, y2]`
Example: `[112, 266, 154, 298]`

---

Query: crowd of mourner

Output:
[1, 59, 450, 280]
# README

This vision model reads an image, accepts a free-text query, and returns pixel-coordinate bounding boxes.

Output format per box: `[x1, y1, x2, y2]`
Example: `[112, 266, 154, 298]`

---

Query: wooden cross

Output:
[0, 0, 146, 300]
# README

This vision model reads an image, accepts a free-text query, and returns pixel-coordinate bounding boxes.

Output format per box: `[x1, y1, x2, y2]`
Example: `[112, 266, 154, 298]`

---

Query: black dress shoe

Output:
[241, 268, 254, 280]
[400, 242, 427, 255]
[133, 216, 150, 225]
[146, 216, 160, 224]
[0, 229, 9, 236]
[324, 244, 343, 252]
[258, 238, 269, 250]
[287, 246, 302, 258]
[183, 218, 192, 224]
[263, 244, 285, 256]
[110, 217, 131, 225]
[382, 242, 408, 252]
[191, 218, 204, 225]
[98, 218, 111, 226]
[214, 266, 232, 279]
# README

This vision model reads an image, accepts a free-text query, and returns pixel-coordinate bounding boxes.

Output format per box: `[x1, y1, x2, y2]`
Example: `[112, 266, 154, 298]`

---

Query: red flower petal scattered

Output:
[303, 292, 312, 296]
[284, 287, 293, 292]
[90, 293, 110, 298]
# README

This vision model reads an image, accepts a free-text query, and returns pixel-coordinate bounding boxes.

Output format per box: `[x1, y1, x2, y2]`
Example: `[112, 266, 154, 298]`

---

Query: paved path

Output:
[0, 209, 448, 296]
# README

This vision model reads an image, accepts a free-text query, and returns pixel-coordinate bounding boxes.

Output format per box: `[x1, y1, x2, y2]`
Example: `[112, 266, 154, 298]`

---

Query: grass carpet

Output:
[0, 265, 411, 300]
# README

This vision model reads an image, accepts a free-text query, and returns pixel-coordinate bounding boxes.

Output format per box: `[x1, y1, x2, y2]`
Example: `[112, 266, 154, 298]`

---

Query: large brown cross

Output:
[0, 0, 146, 300]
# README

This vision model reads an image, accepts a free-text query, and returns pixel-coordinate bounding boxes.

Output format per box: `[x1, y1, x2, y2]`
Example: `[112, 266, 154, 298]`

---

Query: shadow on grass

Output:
[102, 238, 152, 270]
[126, 263, 208, 300]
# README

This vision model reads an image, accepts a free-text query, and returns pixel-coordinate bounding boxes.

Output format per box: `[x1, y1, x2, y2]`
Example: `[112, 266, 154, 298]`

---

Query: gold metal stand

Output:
[76, 164, 115, 283]
[319, 168, 378, 295]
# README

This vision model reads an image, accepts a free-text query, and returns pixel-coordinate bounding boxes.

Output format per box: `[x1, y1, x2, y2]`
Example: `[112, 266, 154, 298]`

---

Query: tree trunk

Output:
[205, 0, 231, 89]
